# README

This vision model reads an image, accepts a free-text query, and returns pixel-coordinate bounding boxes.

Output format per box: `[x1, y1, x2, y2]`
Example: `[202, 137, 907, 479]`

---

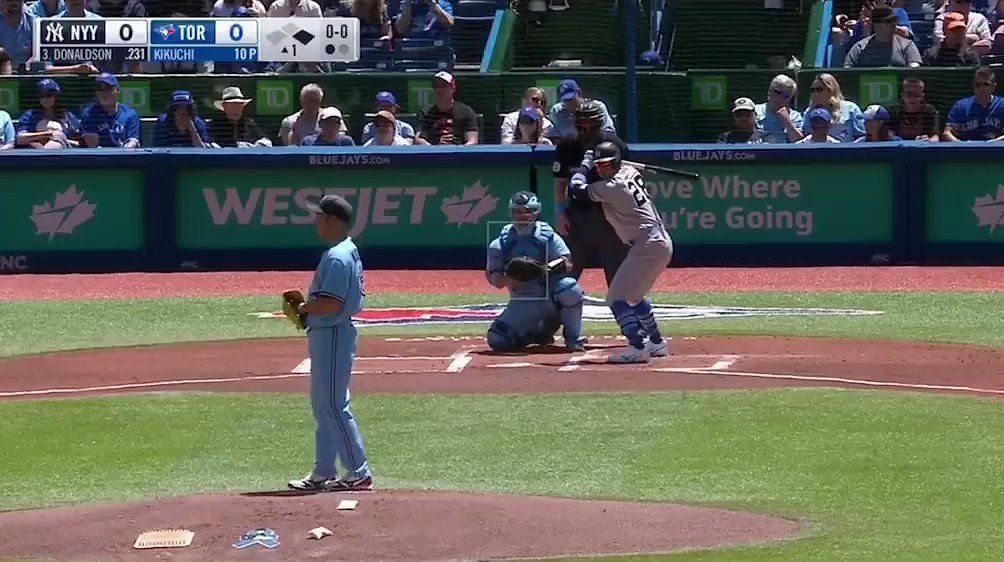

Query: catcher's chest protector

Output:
[500, 225, 550, 263]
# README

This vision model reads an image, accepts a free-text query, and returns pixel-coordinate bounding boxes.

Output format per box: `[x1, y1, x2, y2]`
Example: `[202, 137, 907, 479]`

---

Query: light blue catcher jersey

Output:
[487, 221, 571, 299]
[307, 237, 365, 329]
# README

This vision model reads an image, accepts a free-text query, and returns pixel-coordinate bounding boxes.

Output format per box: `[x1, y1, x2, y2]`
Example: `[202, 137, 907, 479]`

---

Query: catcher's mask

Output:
[574, 99, 605, 139]
[509, 190, 541, 236]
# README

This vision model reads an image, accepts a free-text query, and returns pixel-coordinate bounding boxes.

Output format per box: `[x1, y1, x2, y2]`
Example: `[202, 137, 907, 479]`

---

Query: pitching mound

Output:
[0, 490, 800, 561]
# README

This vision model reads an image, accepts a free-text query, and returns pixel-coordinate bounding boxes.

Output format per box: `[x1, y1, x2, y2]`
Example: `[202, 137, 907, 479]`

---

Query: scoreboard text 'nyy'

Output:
[33, 18, 360, 64]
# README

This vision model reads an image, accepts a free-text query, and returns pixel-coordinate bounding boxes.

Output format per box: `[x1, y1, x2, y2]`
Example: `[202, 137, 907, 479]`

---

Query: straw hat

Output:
[214, 86, 253, 111]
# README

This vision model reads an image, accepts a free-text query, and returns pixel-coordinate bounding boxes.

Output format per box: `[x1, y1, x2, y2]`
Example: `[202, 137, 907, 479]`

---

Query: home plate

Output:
[292, 359, 310, 374]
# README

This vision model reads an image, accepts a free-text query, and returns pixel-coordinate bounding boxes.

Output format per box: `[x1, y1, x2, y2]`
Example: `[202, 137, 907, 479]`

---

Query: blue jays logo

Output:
[154, 24, 176, 39]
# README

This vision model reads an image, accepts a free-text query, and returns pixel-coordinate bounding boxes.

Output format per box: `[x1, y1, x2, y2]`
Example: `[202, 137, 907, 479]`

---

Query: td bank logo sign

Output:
[692, 75, 727, 111]
[201, 183, 499, 236]
[30, 185, 96, 242]
[256, 80, 297, 115]
[118, 81, 152, 115]
[859, 73, 898, 107]
[973, 186, 1004, 233]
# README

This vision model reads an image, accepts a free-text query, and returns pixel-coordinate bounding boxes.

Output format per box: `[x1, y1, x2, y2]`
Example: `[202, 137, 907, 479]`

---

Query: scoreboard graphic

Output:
[33, 17, 360, 64]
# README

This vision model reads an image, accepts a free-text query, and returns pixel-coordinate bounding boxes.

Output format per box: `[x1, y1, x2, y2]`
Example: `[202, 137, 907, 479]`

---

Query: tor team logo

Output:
[155, 24, 176, 40]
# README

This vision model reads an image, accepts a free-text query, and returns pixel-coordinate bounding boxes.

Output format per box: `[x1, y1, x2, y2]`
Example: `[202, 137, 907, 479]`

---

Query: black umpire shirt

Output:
[553, 130, 630, 211]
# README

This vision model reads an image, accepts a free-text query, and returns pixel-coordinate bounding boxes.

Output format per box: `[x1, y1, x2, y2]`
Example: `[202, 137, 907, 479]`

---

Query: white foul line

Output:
[0, 373, 309, 398]
[653, 367, 1004, 396]
[446, 349, 473, 373]
[710, 355, 739, 371]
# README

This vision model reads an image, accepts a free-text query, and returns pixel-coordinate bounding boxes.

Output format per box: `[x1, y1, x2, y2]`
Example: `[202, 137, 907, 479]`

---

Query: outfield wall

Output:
[0, 143, 1002, 273]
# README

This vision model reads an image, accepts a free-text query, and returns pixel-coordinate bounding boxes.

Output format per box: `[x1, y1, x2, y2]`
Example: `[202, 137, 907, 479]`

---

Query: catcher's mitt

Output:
[282, 290, 308, 330]
[505, 256, 545, 283]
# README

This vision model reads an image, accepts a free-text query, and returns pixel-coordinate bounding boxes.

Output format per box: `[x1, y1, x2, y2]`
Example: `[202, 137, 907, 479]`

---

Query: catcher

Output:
[485, 191, 587, 352]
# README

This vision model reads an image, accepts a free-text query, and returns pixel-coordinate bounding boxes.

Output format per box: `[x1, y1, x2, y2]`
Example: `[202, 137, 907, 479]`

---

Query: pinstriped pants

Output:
[307, 323, 371, 480]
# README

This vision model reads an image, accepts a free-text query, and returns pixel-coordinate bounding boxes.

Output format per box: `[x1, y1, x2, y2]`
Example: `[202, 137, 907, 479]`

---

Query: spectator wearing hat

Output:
[80, 73, 141, 148]
[843, 6, 922, 67]
[417, 71, 479, 145]
[547, 79, 615, 141]
[855, 105, 903, 142]
[927, 12, 982, 64]
[943, 66, 1004, 140]
[395, 0, 453, 38]
[511, 106, 552, 145]
[934, 0, 992, 54]
[153, 90, 212, 148]
[210, 86, 271, 148]
[719, 97, 764, 144]
[802, 73, 865, 142]
[301, 107, 356, 146]
[797, 108, 842, 143]
[832, 1, 915, 65]
[755, 74, 805, 143]
[888, 78, 942, 141]
[361, 91, 416, 144]
[279, 83, 346, 146]
[17, 78, 80, 149]
[501, 87, 553, 144]
[363, 110, 411, 146]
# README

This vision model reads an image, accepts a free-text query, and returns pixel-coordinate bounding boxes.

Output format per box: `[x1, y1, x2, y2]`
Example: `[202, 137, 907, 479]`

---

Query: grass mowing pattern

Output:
[1, 292, 1003, 358]
[1, 390, 1002, 561]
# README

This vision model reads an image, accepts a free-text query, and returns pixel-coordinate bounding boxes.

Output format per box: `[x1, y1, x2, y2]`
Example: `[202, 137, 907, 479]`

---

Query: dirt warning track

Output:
[1, 336, 1002, 399]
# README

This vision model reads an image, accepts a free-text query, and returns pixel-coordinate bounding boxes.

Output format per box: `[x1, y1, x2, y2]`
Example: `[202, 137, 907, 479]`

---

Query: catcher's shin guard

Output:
[552, 277, 584, 346]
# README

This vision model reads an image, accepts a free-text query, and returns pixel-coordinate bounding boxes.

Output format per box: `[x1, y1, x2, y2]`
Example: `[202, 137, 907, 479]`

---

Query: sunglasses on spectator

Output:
[811, 122, 829, 129]
[952, 0, 971, 4]
[975, 81, 995, 87]
[903, 90, 923, 98]
[375, 119, 393, 127]
[770, 88, 792, 98]
[95, 85, 115, 92]
[810, 86, 827, 93]
[530, 96, 543, 103]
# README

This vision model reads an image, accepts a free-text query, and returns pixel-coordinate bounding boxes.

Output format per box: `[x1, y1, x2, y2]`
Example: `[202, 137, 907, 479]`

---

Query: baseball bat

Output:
[622, 160, 701, 180]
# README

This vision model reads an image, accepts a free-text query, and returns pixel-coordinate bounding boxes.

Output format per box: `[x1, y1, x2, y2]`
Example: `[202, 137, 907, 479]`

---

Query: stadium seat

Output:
[912, 20, 935, 52]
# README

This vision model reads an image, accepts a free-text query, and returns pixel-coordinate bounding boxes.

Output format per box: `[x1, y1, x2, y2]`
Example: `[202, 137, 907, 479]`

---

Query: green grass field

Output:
[1, 290, 1002, 561]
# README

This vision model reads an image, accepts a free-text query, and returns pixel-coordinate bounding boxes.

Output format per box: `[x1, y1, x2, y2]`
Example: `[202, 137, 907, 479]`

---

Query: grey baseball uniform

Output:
[586, 165, 673, 305]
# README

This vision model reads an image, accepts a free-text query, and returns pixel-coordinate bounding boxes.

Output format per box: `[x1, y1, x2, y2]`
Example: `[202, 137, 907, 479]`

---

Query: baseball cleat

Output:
[607, 345, 651, 364]
[287, 474, 334, 491]
[646, 339, 670, 358]
[325, 475, 374, 492]
[565, 336, 588, 352]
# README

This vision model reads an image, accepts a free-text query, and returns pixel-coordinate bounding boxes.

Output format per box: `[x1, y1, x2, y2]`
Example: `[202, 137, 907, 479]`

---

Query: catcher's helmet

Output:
[574, 100, 605, 125]
[593, 141, 622, 167]
[509, 190, 542, 215]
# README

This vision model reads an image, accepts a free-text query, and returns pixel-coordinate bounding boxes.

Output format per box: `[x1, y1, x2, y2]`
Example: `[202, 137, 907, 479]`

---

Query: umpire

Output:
[552, 99, 630, 284]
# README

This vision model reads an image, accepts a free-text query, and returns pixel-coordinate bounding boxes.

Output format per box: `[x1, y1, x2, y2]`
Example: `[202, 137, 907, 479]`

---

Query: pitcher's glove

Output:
[282, 290, 308, 330]
[505, 257, 568, 282]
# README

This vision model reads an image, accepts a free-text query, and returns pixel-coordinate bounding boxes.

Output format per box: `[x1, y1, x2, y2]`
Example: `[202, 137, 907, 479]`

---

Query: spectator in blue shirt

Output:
[80, 73, 141, 148]
[361, 91, 416, 144]
[802, 73, 865, 142]
[0, 0, 34, 70]
[546, 79, 615, 141]
[153, 90, 212, 148]
[944, 66, 1004, 140]
[17, 78, 81, 149]
[394, 0, 453, 37]
[27, 0, 65, 18]
[301, 107, 356, 146]
[755, 74, 805, 143]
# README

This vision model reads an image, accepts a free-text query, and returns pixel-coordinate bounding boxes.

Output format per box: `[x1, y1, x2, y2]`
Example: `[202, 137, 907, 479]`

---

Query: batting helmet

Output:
[574, 100, 605, 126]
[509, 191, 542, 216]
[593, 141, 622, 167]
